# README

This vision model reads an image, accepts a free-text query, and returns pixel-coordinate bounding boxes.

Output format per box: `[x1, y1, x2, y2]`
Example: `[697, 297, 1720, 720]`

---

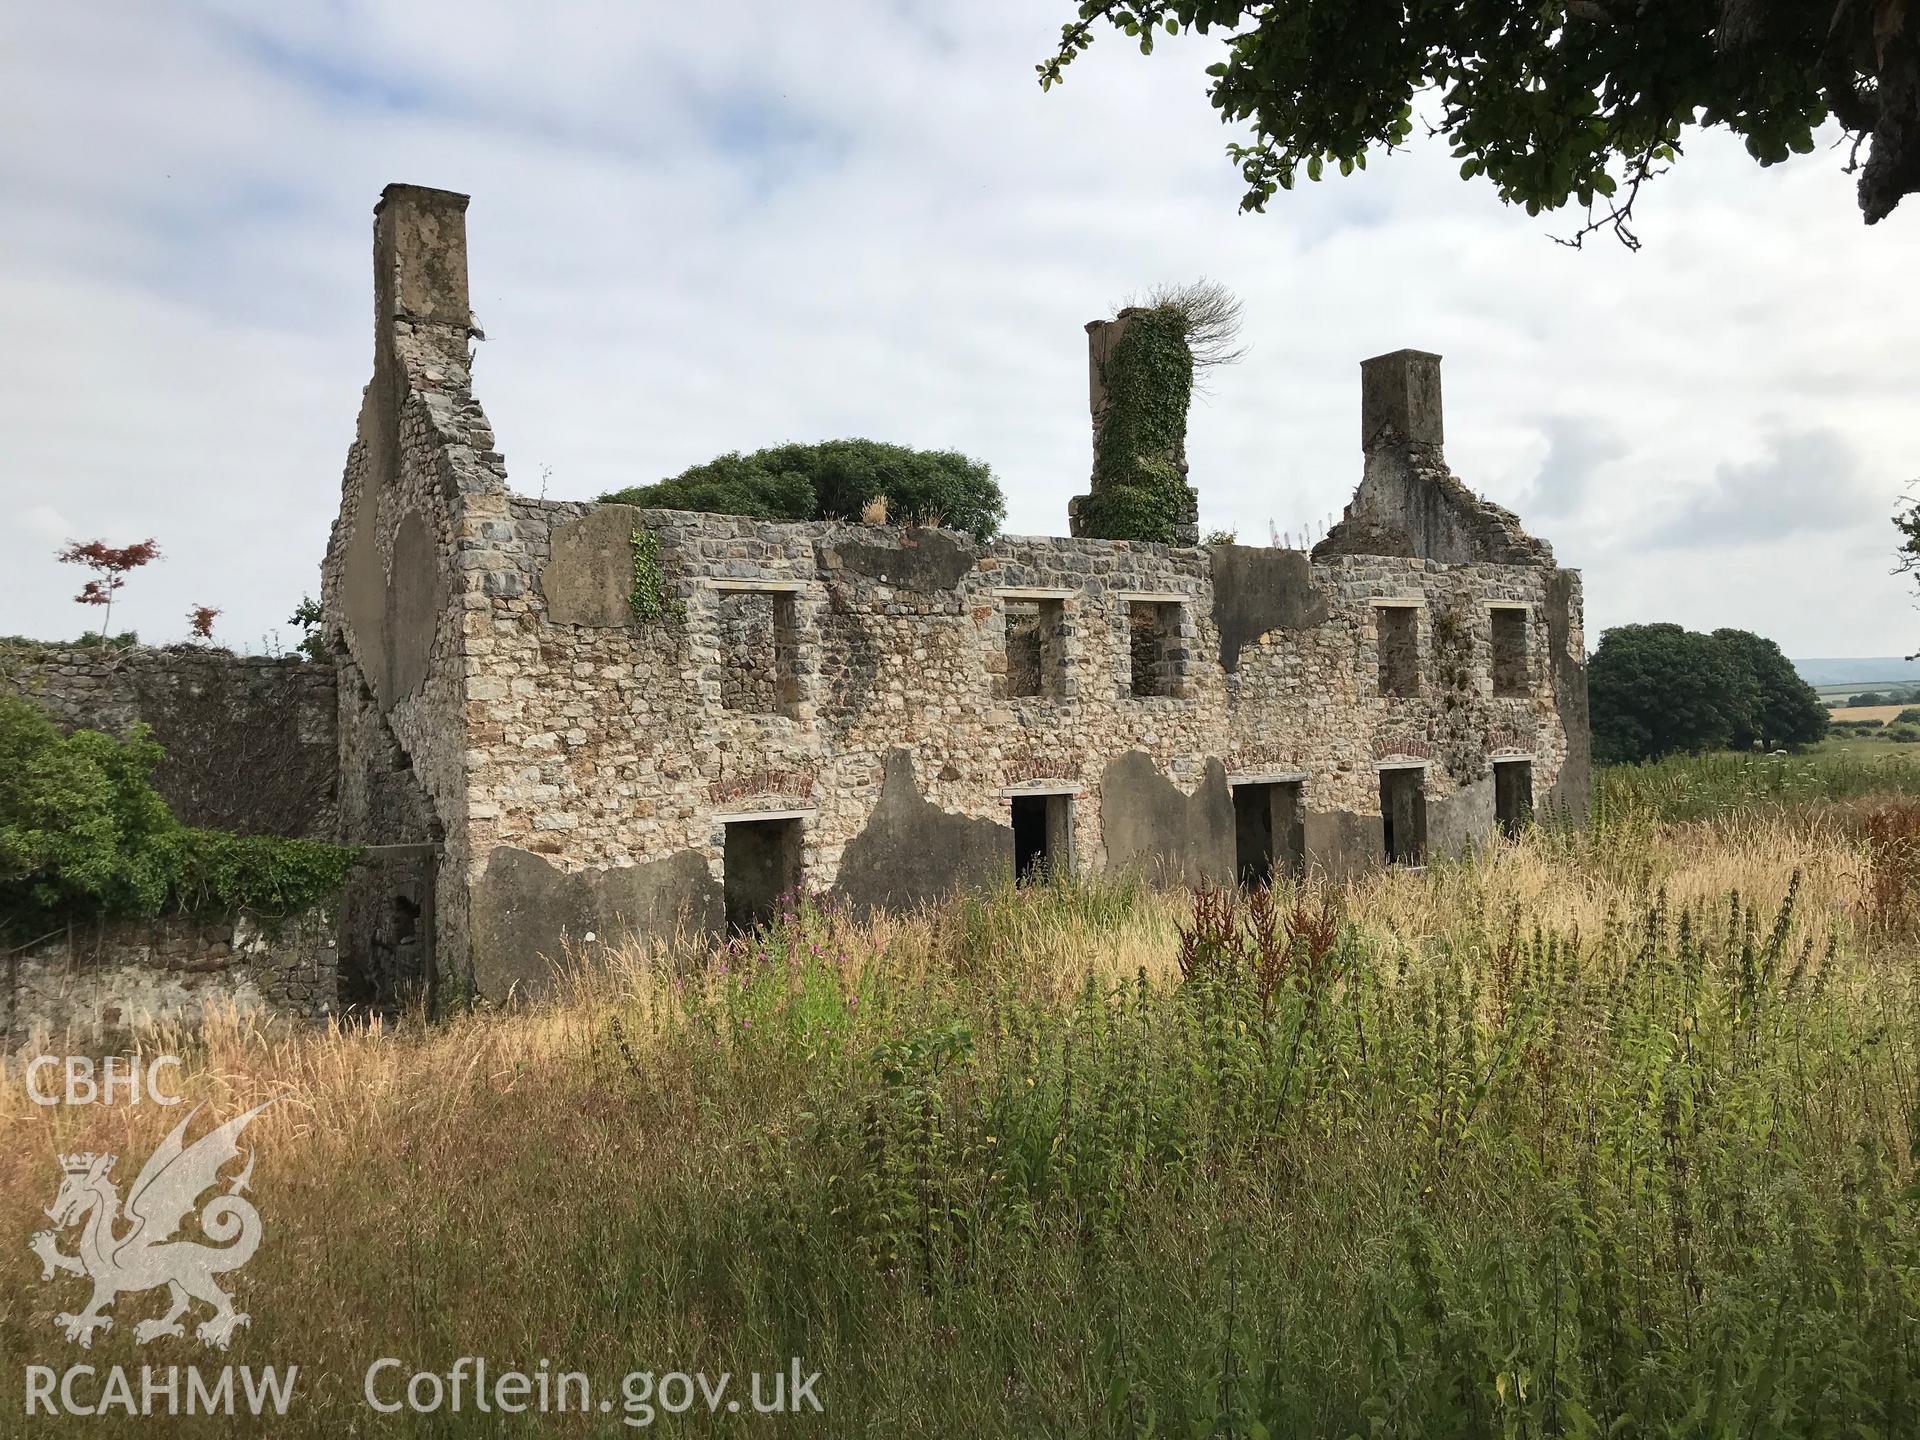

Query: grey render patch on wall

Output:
[1208, 545, 1330, 672]
[1361, 348, 1444, 450]
[1098, 752, 1235, 887]
[1544, 569, 1591, 819]
[384, 511, 444, 705]
[822, 528, 977, 591]
[544, 504, 648, 627]
[1424, 774, 1497, 862]
[830, 749, 1010, 913]
[339, 471, 447, 717]
[469, 845, 722, 1000]
[1302, 809, 1384, 883]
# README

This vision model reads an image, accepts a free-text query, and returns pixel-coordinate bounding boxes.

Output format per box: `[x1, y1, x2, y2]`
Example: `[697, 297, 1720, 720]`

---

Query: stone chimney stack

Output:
[1084, 313, 1132, 436]
[373, 183, 471, 367]
[1359, 349, 1443, 453]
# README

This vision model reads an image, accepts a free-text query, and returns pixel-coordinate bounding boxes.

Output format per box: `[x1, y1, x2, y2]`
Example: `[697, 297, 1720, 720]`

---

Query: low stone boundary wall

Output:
[6, 910, 340, 1051]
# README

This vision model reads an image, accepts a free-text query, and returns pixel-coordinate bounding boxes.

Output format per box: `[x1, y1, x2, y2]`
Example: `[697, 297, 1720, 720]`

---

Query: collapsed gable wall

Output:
[1316, 350, 1554, 569]
[322, 184, 510, 1004]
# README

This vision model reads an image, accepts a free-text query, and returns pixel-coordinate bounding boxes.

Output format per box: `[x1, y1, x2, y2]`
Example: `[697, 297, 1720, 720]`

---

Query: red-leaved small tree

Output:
[56, 538, 160, 642]
[187, 605, 220, 641]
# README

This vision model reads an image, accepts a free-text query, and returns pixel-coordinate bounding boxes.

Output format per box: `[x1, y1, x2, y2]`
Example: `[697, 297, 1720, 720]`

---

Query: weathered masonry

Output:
[323, 184, 1589, 1003]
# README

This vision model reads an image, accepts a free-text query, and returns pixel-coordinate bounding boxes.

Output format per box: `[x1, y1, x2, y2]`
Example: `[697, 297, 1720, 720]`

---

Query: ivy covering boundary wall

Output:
[0, 694, 358, 941]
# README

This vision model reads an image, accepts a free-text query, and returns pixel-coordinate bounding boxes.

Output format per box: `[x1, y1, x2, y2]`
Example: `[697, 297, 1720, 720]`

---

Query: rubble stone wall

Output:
[321, 184, 499, 1002]
[440, 501, 1585, 987]
[318, 184, 1591, 1002]
[6, 910, 339, 1051]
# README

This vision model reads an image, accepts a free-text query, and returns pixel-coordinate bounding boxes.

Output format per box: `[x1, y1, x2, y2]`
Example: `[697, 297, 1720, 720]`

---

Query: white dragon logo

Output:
[29, 1100, 278, 1350]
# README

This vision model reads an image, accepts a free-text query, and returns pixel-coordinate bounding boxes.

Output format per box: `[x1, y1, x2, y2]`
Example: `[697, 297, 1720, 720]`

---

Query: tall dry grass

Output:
[0, 802, 1913, 1436]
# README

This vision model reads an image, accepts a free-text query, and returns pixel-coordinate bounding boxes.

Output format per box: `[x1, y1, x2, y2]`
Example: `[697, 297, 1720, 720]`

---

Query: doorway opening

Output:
[1379, 766, 1428, 866]
[723, 816, 804, 933]
[1232, 780, 1305, 886]
[1010, 792, 1071, 885]
[1494, 759, 1534, 838]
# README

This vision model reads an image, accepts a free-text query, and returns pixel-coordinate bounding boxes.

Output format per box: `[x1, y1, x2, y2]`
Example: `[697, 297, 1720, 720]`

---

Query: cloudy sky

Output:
[4, 3, 1915, 658]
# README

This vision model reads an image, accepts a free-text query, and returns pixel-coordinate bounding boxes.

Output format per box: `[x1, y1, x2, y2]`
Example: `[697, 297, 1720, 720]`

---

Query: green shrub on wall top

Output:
[0, 695, 358, 938]
[601, 438, 1006, 542]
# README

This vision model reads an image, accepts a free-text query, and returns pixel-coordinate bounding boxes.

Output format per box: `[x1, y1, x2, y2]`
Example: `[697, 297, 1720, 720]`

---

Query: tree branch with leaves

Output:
[1040, 0, 1920, 243]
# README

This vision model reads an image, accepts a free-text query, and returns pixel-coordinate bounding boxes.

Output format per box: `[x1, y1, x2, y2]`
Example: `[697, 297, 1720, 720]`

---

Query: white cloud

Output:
[0, 1, 1915, 659]
[21, 504, 74, 540]
[1642, 427, 1885, 548]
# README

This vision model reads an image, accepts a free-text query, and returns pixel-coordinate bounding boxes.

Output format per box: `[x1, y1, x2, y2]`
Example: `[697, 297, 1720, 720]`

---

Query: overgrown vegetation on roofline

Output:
[1077, 280, 1244, 545]
[601, 438, 1006, 542]
[0, 696, 358, 939]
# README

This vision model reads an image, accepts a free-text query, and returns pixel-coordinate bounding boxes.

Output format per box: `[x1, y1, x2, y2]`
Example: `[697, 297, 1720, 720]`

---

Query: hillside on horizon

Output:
[1793, 656, 1920, 688]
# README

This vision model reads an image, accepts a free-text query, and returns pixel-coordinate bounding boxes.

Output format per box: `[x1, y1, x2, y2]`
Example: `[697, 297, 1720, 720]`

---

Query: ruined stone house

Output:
[325, 184, 1589, 1006]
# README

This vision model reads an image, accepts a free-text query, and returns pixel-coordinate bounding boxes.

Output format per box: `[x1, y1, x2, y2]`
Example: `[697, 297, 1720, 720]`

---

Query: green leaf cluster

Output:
[288, 594, 331, 663]
[1589, 623, 1827, 764]
[601, 438, 1006, 542]
[0, 696, 358, 938]
[1042, 1, 1891, 232]
[1077, 305, 1193, 544]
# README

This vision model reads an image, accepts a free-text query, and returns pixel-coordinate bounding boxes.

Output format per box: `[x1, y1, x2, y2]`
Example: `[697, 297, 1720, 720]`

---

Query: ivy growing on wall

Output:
[1076, 282, 1243, 545]
[1077, 305, 1196, 545]
[627, 527, 679, 623]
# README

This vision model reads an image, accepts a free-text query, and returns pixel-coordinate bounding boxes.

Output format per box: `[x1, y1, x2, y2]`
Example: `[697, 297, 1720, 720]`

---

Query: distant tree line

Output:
[1844, 686, 1920, 708]
[1588, 624, 1828, 765]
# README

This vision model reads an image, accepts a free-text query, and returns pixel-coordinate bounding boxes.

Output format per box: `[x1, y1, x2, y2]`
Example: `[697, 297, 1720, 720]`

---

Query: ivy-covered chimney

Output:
[1068, 306, 1200, 546]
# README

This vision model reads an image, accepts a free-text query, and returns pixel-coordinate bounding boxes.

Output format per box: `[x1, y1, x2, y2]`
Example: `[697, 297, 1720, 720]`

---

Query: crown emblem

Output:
[58, 1153, 110, 1175]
